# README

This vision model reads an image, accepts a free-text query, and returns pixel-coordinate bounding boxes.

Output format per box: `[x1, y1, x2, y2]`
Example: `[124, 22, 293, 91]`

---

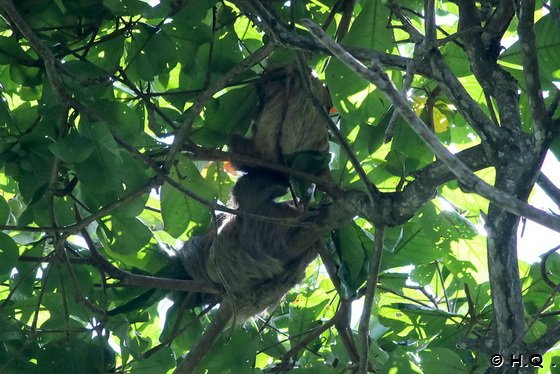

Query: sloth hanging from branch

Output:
[229, 63, 333, 194]
[175, 62, 333, 373]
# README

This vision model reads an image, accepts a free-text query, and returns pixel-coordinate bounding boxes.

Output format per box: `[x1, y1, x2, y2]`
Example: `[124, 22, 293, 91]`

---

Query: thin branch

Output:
[189, 146, 337, 192]
[358, 225, 384, 374]
[78, 224, 221, 295]
[385, 59, 416, 143]
[517, 0, 550, 137]
[60, 242, 106, 315]
[239, 0, 501, 146]
[456, 0, 521, 132]
[0, 181, 153, 234]
[386, 0, 423, 42]
[317, 243, 359, 362]
[435, 261, 451, 312]
[280, 315, 338, 368]
[537, 172, 560, 209]
[377, 285, 433, 309]
[116, 137, 314, 226]
[335, 299, 360, 363]
[92, 250, 222, 294]
[548, 87, 560, 118]
[302, 19, 560, 233]
[534, 322, 560, 352]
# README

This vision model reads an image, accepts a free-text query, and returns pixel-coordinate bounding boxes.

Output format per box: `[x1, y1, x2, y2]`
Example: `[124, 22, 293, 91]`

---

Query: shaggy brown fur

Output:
[229, 66, 331, 171]
[179, 171, 319, 318]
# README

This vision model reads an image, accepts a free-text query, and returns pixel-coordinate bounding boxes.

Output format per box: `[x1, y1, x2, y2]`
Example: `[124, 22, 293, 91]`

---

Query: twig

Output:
[358, 225, 384, 374]
[537, 172, 560, 208]
[435, 262, 451, 312]
[317, 243, 359, 362]
[189, 146, 337, 192]
[386, 0, 423, 43]
[280, 315, 338, 368]
[302, 19, 560, 232]
[464, 283, 477, 320]
[0, 181, 154, 234]
[523, 245, 560, 349]
[335, 299, 359, 363]
[116, 136, 315, 226]
[377, 285, 432, 309]
[385, 59, 416, 142]
[548, 87, 560, 118]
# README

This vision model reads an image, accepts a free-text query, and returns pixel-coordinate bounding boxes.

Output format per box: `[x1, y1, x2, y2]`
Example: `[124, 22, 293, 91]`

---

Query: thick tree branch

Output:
[236, 0, 503, 147]
[175, 305, 233, 373]
[517, 0, 550, 137]
[302, 19, 560, 232]
[456, 0, 521, 132]
[481, 0, 515, 53]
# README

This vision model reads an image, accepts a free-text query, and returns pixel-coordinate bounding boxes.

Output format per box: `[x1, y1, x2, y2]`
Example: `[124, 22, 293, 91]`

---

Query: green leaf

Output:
[197, 324, 259, 373]
[103, 0, 152, 16]
[380, 348, 423, 373]
[411, 264, 436, 287]
[332, 224, 372, 296]
[501, 15, 560, 88]
[161, 157, 217, 238]
[106, 215, 153, 254]
[0, 195, 9, 224]
[419, 348, 468, 373]
[391, 108, 435, 171]
[0, 232, 18, 281]
[75, 120, 124, 193]
[0, 36, 35, 65]
[189, 85, 258, 147]
[125, 23, 178, 82]
[130, 346, 175, 373]
[48, 132, 96, 163]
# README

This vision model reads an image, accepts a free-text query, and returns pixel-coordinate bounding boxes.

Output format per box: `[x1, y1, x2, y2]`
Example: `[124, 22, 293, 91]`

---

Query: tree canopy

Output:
[0, 0, 560, 373]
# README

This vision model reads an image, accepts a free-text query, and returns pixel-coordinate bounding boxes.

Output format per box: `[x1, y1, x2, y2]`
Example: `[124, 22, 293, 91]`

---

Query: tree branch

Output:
[302, 19, 560, 232]
[537, 172, 560, 209]
[456, 0, 521, 132]
[517, 0, 550, 138]
[358, 225, 384, 374]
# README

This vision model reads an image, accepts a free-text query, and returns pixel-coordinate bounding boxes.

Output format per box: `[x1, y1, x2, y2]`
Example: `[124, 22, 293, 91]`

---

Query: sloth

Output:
[176, 65, 331, 373]
[176, 171, 321, 373]
[228, 66, 331, 174]
[179, 170, 319, 318]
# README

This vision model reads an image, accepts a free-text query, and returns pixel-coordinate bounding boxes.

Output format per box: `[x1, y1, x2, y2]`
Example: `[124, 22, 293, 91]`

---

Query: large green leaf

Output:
[161, 157, 217, 238]
[0, 232, 18, 282]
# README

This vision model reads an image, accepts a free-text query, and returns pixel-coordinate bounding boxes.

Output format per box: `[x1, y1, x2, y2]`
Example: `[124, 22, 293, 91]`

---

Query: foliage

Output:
[0, 0, 559, 373]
